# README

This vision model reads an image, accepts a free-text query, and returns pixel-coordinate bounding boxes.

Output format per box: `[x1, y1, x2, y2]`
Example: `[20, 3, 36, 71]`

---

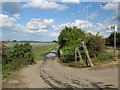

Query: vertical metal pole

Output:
[114, 30, 116, 56]
[86, 5, 88, 38]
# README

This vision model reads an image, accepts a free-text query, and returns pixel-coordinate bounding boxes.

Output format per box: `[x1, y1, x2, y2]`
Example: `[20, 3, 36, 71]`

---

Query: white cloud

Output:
[23, 0, 68, 11]
[13, 14, 20, 19]
[26, 18, 54, 32]
[51, 16, 118, 37]
[102, 2, 118, 14]
[52, 19, 97, 33]
[44, 19, 54, 24]
[61, 0, 80, 4]
[26, 29, 48, 33]
[106, 30, 113, 32]
[111, 16, 118, 21]
[88, 11, 98, 19]
[1, 14, 50, 35]
[75, 20, 96, 31]
[1, 13, 118, 41]
[2, 1, 68, 19]
[0, 14, 24, 32]
[49, 32, 59, 37]
[95, 16, 118, 37]
[0, 14, 54, 35]
[26, 18, 46, 30]
[52, 23, 73, 31]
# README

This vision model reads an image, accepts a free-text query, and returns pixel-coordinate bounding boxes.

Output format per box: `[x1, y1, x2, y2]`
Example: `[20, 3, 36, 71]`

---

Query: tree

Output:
[13, 40, 17, 42]
[107, 32, 120, 47]
[58, 26, 106, 63]
[52, 40, 58, 43]
[58, 26, 86, 62]
[86, 32, 106, 58]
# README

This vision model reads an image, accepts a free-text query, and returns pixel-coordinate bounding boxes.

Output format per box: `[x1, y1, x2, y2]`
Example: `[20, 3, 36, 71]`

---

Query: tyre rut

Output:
[39, 57, 77, 88]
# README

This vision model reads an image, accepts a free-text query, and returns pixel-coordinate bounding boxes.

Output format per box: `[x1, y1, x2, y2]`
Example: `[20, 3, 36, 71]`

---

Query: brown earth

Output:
[2, 56, 118, 88]
[2, 45, 119, 88]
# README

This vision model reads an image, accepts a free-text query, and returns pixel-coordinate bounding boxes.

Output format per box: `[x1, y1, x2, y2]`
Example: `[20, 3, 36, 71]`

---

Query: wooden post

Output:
[75, 48, 77, 62]
[60, 50, 65, 62]
[76, 47, 84, 64]
[60, 50, 62, 58]
[82, 42, 94, 67]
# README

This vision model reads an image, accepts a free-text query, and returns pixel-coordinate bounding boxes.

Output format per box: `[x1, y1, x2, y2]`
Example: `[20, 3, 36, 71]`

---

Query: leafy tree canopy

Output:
[58, 26, 106, 63]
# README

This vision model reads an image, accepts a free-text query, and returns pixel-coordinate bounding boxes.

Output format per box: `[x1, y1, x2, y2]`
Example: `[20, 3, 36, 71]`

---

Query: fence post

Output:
[76, 47, 84, 65]
[82, 42, 94, 67]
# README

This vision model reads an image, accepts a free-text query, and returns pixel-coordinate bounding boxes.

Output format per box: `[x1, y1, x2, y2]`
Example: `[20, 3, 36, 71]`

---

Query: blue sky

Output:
[0, 0, 119, 41]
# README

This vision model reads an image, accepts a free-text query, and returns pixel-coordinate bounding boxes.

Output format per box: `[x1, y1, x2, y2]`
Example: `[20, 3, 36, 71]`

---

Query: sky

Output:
[0, 0, 119, 41]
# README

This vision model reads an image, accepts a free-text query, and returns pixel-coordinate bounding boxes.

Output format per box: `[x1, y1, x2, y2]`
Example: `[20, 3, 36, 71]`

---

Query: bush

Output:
[2, 42, 34, 79]
[92, 53, 116, 65]
[86, 33, 106, 58]
[58, 26, 86, 62]
[58, 26, 106, 65]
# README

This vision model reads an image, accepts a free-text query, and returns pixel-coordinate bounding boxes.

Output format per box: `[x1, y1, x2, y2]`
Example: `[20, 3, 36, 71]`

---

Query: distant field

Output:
[32, 44, 56, 61]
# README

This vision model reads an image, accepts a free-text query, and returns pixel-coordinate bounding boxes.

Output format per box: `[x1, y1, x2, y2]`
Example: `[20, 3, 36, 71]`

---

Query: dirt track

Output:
[2, 54, 118, 88]
[38, 56, 118, 88]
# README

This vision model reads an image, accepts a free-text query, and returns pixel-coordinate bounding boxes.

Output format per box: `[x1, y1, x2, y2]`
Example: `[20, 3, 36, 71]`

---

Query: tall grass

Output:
[92, 53, 116, 65]
[32, 44, 56, 61]
[58, 52, 116, 68]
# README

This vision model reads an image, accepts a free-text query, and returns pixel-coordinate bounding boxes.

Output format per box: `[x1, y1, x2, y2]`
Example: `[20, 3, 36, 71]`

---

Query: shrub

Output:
[58, 26, 106, 64]
[92, 53, 116, 65]
[86, 32, 106, 58]
[58, 26, 86, 62]
[2, 42, 34, 79]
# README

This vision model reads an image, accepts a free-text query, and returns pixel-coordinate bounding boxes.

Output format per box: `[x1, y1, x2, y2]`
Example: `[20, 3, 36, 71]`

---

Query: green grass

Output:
[91, 53, 116, 65]
[32, 44, 56, 61]
[58, 52, 116, 68]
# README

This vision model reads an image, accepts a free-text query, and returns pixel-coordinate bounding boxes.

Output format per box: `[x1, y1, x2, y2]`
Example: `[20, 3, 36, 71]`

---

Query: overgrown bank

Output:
[2, 42, 34, 79]
[58, 26, 116, 68]
[2, 42, 56, 79]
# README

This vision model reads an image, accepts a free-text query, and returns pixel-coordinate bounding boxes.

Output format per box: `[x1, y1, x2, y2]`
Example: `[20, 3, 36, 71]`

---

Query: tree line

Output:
[105, 32, 120, 47]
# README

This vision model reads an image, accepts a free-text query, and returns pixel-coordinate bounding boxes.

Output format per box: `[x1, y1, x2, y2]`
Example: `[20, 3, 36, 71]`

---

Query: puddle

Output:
[51, 48, 58, 53]
[46, 53, 56, 57]
[46, 48, 58, 57]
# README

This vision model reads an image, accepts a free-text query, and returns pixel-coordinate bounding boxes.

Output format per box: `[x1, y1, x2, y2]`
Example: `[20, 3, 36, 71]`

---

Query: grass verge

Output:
[58, 52, 117, 69]
[92, 53, 116, 65]
[32, 44, 56, 61]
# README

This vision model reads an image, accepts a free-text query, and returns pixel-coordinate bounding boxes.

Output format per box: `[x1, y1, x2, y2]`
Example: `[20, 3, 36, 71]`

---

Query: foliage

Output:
[58, 26, 106, 64]
[58, 26, 86, 62]
[52, 40, 58, 43]
[58, 26, 86, 49]
[86, 33, 106, 58]
[92, 53, 116, 65]
[59, 53, 116, 68]
[12, 40, 17, 42]
[2, 42, 34, 79]
[106, 32, 120, 47]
